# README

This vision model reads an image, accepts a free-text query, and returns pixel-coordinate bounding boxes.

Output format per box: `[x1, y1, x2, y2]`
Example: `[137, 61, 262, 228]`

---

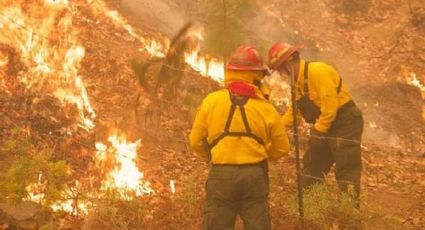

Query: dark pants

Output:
[203, 162, 270, 230]
[302, 102, 364, 201]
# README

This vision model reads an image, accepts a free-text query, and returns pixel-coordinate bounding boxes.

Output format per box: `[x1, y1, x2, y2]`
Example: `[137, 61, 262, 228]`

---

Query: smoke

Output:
[117, 0, 423, 149]
[118, 0, 186, 37]
[243, 0, 424, 149]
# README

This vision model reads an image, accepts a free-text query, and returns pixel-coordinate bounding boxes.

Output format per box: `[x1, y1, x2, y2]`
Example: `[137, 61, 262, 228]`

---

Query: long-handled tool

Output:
[290, 71, 304, 219]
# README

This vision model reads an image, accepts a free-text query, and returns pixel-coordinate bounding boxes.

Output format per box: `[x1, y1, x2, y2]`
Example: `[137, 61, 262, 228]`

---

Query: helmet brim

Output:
[226, 63, 268, 71]
[269, 45, 303, 70]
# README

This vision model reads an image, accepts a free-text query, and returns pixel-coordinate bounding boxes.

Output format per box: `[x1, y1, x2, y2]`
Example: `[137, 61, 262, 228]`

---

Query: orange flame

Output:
[185, 45, 224, 81]
[50, 181, 90, 215]
[25, 172, 45, 204]
[96, 134, 154, 198]
[93, 0, 225, 80]
[51, 199, 89, 215]
[0, 1, 96, 130]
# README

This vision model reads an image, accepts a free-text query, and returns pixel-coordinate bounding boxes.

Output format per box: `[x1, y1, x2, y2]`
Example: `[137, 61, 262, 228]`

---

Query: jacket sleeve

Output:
[189, 100, 209, 159]
[267, 111, 290, 161]
[313, 69, 339, 133]
[281, 107, 293, 129]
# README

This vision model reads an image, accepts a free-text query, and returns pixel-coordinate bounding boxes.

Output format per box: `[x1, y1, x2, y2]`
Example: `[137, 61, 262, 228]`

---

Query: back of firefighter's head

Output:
[225, 45, 268, 86]
[268, 43, 301, 75]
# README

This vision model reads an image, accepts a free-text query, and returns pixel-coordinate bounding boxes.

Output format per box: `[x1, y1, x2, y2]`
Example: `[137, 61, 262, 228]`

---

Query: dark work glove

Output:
[308, 127, 325, 149]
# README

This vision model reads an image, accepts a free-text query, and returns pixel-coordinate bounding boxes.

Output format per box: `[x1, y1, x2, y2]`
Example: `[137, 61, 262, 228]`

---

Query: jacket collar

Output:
[227, 81, 267, 100]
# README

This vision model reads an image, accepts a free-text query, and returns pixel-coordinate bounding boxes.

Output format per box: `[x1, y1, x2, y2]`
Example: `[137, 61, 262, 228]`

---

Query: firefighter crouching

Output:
[189, 45, 290, 230]
[268, 42, 364, 206]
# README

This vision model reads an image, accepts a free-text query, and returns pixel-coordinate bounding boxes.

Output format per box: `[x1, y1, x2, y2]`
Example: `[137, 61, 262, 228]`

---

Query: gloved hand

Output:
[308, 127, 325, 148]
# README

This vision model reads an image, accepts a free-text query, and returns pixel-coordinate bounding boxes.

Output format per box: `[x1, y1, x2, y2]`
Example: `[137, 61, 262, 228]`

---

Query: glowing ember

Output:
[406, 73, 425, 121]
[170, 180, 176, 194]
[407, 73, 425, 94]
[96, 134, 154, 198]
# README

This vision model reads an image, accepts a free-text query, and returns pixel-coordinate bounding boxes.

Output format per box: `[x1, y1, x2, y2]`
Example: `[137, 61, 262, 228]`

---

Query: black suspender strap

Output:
[337, 78, 342, 94]
[303, 62, 310, 95]
[208, 91, 265, 150]
[239, 105, 265, 145]
[224, 103, 237, 133]
[239, 106, 251, 133]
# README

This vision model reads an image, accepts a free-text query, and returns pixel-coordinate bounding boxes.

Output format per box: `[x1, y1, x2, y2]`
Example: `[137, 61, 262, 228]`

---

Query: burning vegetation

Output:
[0, 0, 221, 227]
[0, 0, 424, 229]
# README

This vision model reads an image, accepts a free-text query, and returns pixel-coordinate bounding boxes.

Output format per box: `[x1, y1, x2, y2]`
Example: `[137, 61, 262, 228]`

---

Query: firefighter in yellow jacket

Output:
[268, 43, 364, 204]
[190, 45, 289, 230]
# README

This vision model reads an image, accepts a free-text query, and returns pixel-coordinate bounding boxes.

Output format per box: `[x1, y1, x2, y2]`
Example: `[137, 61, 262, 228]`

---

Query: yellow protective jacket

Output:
[282, 60, 352, 133]
[189, 71, 290, 164]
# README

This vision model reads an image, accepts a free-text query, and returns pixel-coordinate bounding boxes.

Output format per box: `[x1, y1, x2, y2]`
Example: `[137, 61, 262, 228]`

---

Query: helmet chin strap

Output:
[284, 60, 300, 82]
[287, 64, 295, 80]
[283, 65, 291, 76]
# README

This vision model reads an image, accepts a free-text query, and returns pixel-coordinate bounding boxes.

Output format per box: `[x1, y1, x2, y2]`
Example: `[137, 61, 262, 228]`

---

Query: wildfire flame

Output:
[54, 46, 96, 130]
[51, 199, 89, 216]
[96, 134, 154, 198]
[1, 0, 228, 216]
[25, 172, 45, 204]
[0, 0, 154, 215]
[92, 0, 224, 80]
[51, 180, 90, 215]
[0, 0, 96, 130]
[185, 46, 224, 81]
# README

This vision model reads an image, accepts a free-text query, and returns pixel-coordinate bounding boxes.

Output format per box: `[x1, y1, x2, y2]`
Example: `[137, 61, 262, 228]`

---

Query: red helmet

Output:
[226, 45, 267, 71]
[268, 43, 302, 70]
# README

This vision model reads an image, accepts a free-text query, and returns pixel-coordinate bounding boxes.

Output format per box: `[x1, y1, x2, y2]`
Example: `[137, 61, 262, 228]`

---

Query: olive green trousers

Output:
[302, 103, 364, 202]
[203, 162, 270, 230]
